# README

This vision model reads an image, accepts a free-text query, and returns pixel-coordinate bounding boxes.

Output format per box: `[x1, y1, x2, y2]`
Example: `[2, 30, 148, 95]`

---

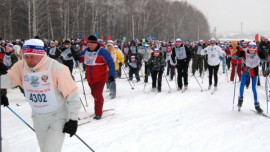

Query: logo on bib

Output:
[41, 75, 48, 82]
[24, 75, 29, 82]
[30, 76, 39, 88]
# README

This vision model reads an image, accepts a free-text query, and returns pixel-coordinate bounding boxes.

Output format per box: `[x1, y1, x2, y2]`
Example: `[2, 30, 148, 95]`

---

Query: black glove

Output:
[108, 75, 115, 83]
[0, 62, 8, 75]
[119, 62, 122, 67]
[67, 53, 73, 57]
[1, 92, 9, 107]
[63, 119, 78, 137]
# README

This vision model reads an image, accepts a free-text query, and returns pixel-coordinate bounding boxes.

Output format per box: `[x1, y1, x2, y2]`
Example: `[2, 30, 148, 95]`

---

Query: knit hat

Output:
[131, 56, 136, 60]
[154, 48, 160, 52]
[88, 35, 98, 43]
[23, 39, 45, 55]
[248, 42, 257, 50]
[175, 38, 182, 43]
[6, 43, 14, 50]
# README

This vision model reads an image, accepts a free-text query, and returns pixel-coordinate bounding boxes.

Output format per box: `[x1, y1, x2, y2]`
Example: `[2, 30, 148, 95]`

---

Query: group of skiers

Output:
[1, 35, 270, 152]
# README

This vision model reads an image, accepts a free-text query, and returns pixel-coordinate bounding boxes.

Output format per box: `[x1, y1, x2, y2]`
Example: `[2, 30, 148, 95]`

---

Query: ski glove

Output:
[0, 62, 8, 75]
[108, 76, 115, 83]
[67, 53, 73, 57]
[1, 92, 9, 107]
[63, 119, 78, 137]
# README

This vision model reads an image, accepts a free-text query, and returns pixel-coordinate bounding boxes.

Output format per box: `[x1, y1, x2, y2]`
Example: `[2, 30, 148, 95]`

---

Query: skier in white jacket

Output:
[201, 38, 226, 90]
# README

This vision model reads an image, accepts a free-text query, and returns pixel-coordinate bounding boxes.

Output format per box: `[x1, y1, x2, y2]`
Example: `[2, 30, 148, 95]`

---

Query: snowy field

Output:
[2, 65, 270, 152]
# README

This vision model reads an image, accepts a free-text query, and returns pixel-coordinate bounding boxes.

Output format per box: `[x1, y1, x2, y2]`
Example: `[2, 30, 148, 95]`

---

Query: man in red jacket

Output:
[79, 35, 115, 120]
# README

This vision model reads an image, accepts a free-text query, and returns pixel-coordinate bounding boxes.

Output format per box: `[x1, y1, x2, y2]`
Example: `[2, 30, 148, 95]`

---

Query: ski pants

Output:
[129, 68, 140, 81]
[192, 55, 204, 75]
[89, 82, 106, 116]
[144, 63, 151, 83]
[151, 70, 163, 91]
[32, 105, 69, 152]
[230, 63, 241, 81]
[177, 64, 188, 89]
[239, 73, 258, 104]
[208, 64, 219, 86]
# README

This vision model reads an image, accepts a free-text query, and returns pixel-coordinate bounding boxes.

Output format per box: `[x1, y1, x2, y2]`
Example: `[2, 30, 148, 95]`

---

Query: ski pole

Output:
[140, 63, 147, 91]
[80, 97, 87, 112]
[193, 74, 204, 92]
[265, 75, 269, 113]
[7, 106, 35, 131]
[232, 64, 238, 111]
[175, 67, 178, 90]
[0, 76, 2, 152]
[122, 66, 134, 90]
[7, 106, 95, 152]
[163, 72, 171, 93]
[78, 65, 88, 108]
[188, 66, 204, 92]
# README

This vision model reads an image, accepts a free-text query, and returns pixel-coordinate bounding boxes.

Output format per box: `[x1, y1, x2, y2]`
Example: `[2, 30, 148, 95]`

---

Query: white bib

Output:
[23, 60, 58, 113]
[175, 46, 187, 60]
[84, 49, 104, 66]
[3, 54, 12, 67]
[246, 53, 260, 68]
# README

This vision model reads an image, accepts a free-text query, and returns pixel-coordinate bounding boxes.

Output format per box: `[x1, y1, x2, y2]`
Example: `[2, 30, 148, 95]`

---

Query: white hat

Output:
[23, 39, 45, 55]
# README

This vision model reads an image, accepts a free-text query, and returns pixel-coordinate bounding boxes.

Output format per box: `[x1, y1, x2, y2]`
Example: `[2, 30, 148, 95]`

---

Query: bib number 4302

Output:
[30, 93, 47, 102]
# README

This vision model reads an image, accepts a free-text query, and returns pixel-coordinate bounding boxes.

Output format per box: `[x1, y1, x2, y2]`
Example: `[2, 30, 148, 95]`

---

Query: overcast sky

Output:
[179, 0, 270, 35]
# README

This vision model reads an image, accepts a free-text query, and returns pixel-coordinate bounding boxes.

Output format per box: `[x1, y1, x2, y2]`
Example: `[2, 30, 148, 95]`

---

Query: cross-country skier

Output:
[201, 38, 226, 90]
[236, 42, 266, 113]
[0, 39, 81, 152]
[171, 38, 191, 91]
[79, 35, 115, 120]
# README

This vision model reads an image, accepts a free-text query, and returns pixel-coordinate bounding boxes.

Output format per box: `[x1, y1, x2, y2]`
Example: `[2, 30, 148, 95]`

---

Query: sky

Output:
[179, 0, 270, 36]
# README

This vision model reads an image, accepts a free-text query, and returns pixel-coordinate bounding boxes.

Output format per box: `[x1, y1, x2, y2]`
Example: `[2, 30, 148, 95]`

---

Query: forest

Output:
[0, 0, 211, 41]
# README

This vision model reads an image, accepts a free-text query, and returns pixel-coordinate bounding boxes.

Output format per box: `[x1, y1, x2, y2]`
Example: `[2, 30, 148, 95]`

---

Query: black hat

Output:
[63, 40, 70, 44]
[88, 35, 98, 43]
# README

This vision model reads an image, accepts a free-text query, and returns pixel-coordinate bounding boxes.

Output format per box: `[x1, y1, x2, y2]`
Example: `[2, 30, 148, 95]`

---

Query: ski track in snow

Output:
[3, 67, 270, 152]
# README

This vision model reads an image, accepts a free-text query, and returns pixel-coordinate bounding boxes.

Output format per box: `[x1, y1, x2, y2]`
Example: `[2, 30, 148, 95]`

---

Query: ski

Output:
[250, 110, 270, 118]
[78, 108, 115, 120]
[211, 90, 216, 94]
[78, 113, 115, 126]
[182, 88, 187, 93]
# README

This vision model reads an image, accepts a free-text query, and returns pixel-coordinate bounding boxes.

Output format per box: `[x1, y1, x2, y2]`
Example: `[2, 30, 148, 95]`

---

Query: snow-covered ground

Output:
[2, 65, 270, 152]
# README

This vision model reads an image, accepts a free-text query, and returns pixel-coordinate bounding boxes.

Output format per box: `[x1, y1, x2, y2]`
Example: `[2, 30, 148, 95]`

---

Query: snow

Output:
[2, 66, 270, 152]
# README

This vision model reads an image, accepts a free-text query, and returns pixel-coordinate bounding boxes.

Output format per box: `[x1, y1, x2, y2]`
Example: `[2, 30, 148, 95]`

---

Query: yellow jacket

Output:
[109, 48, 124, 71]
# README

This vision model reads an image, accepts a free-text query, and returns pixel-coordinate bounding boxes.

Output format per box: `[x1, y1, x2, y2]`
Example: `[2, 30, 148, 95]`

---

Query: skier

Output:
[171, 38, 191, 91]
[106, 42, 124, 99]
[143, 44, 153, 83]
[192, 40, 205, 76]
[236, 42, 266, 113]
[230, 40, 242, 82]
[128, 56, 141, 82]
[0, 39, 81, 152]
[147, 48, 166, 92]
[1, 43, 19, 106]
[79, 35, 115, 120]
[60, 40, 79, 76]
[201, 38, 226, 91]
[46, 40, 61, 61]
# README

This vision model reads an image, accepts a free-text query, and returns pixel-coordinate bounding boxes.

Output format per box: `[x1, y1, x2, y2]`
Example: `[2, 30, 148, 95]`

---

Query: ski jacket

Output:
[236, 49, 265, 77]
[171, 44, 191, 67]
[201, 45, 225, 66]
[108, 48, 124, 71]
[80, 44, 115, 85]
[147, 52, 166, 72]
[0, 56, 81, 120]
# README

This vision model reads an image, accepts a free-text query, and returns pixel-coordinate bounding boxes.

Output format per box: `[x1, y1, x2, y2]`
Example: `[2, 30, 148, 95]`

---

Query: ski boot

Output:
[208, 85, 212, 90]
[93, 115, 102, 120]
[255, 103, 263, 114]
[237, 97, 243, 111]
